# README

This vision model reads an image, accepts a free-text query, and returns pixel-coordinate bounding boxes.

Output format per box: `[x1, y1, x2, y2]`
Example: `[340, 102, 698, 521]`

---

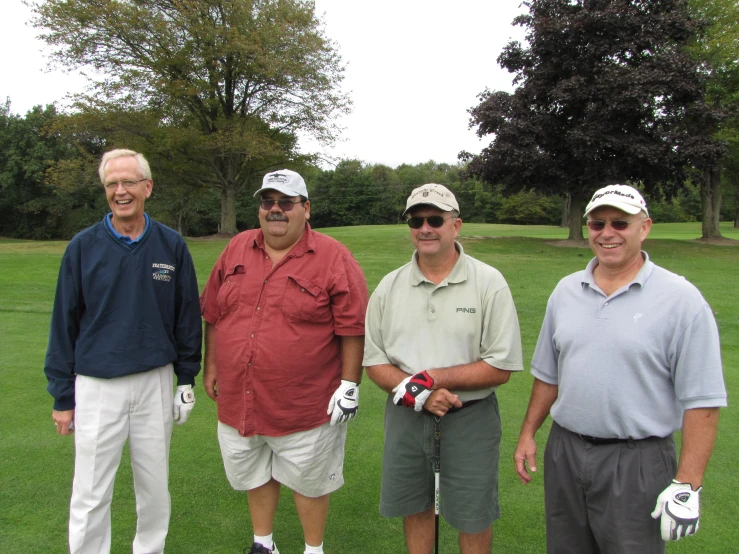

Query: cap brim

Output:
[402, 201, 456, 217]
[253, 185, 304, 198]
[584, 201, 643, 217]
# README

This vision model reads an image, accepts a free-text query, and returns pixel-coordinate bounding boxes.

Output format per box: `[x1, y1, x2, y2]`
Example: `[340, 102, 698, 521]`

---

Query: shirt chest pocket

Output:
[217, 264, 245, 315]
[282, 275, 331, 323]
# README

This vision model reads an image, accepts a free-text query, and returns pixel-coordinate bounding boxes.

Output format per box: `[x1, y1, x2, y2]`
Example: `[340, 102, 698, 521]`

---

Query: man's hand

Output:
[422, 389, 462, 417]
[651, 480, 701, 541]
[393, 371, 434, 412]
[327, 380, 360, 425]
[203, 362, 217, 401]
[52, 409, 74, 435]
[173, 385, 195, 425]
[513, 435, 538, 484]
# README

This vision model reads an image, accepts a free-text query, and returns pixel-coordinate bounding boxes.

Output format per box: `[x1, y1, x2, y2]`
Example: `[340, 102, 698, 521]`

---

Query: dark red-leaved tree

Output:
[462, 0, 724, 239]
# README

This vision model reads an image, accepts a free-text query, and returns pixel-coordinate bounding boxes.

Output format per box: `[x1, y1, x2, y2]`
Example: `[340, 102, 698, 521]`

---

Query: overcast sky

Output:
[2, 0, 527, 168]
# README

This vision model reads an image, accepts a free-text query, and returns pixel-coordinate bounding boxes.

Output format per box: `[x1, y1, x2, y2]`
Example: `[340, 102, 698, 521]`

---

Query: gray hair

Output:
[98, 149, 152, 184]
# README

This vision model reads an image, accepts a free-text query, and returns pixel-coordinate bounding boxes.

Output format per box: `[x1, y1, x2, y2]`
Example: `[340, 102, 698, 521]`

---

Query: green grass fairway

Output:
[1, 222, 737, 553]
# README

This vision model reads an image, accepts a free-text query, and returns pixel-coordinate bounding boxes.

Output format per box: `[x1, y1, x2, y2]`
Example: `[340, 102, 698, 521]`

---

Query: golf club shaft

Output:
[434, 416, 441, 554]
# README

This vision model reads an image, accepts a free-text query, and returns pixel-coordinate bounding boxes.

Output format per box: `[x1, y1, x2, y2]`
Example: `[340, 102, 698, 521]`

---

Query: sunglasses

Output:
[260, 198, 303, 211]
[406, 215, 455, 229]
[586, 219, 638, 231]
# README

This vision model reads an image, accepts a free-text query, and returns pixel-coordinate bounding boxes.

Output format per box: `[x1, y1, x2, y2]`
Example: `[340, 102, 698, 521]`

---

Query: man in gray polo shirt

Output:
[514, 184, 726, 553]
[364, 184, 523, 553]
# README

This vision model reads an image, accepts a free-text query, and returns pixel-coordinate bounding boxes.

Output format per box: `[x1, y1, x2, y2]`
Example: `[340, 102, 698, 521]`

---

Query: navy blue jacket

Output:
[44, 217, 202, 411]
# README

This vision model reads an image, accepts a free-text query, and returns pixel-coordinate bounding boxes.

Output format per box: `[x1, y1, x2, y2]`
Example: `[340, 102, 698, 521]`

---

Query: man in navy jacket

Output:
[45, 149, 202, 554]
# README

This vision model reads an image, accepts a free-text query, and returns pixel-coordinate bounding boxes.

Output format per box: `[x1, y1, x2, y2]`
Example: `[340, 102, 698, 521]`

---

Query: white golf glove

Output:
[651, 480, 701, 541]
[327, 380, 359, 425]
[173, 384, 195, 425]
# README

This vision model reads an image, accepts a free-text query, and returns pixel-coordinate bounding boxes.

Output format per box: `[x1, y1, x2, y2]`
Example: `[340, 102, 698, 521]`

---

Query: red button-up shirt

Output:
[200, 225, 368, 437]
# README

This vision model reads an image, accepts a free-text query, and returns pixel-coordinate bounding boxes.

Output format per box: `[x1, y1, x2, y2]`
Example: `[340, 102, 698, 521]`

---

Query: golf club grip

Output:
[433, 416, 441, 472]
[435, 512, 440, 554]
[435, 472, 440, 515]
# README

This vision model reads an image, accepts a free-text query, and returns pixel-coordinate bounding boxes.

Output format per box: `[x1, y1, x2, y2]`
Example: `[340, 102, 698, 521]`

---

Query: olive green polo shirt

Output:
[363, 242, 523, 402]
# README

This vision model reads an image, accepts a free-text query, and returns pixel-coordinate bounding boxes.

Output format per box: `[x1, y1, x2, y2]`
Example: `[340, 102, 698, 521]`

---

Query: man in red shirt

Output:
[200, 169, 368, 554]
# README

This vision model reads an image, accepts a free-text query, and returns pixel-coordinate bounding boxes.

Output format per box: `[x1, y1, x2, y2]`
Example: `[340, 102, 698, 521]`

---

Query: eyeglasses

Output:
[260, 198, 303, 211]
[586, 219, 639, 231]
[406, 216, 455, 229]
[104, 178, 148, 189]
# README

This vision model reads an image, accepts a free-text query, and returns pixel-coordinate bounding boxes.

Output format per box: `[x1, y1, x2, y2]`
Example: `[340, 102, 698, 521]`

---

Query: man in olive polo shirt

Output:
[363, 184, 523, 554]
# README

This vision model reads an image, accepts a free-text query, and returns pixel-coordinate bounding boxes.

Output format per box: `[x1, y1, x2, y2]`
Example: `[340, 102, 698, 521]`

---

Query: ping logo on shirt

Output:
[456, 307, 476, 313]
[152, 263, 175, 282]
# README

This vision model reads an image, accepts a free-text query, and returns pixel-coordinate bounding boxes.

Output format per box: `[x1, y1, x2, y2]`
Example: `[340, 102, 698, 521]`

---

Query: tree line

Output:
[1, 0, 737, 240]
[0, 101, 719, 240]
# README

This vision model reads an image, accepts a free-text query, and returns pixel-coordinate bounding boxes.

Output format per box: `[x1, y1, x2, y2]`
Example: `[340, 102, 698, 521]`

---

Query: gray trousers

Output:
[544, 421, 677, 554]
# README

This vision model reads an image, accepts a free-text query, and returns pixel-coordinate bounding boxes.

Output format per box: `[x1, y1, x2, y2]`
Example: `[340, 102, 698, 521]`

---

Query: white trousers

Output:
[69, 364, 174, 554]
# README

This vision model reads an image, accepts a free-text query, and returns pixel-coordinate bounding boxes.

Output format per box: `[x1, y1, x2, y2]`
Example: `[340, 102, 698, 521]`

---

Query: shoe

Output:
[245, 542, 279, 554]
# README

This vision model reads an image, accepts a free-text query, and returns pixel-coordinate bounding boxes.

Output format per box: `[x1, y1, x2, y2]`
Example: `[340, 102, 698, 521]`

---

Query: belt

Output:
[574, 433, 631, 445]
[447, 398, 484, 413]
[574, 433, 661, 445]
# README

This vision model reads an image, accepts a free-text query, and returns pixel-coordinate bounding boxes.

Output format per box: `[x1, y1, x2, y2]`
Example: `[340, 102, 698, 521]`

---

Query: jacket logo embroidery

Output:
[152, 263, 175, 282]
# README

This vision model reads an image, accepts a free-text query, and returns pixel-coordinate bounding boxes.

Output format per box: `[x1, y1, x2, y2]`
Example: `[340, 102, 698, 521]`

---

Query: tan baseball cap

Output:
[403, 184, 460, 217]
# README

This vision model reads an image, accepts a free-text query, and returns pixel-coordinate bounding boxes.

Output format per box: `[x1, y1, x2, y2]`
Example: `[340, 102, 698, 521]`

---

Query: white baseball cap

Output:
[253, 169, 308, 198]
[403, 184, 460, 217]
[584, 184, 649, 217]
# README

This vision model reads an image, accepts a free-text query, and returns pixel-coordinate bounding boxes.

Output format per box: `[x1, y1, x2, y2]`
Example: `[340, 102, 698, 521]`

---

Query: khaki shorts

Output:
[379, 393, 502, 534]
[217, 421, 347, 498]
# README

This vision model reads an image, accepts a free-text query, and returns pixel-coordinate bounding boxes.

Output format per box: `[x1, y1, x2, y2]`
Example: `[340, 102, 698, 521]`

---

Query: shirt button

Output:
[246, 390, 251, 395]
[257, 306, 261, 311]
[301, 288, 305, 292]
[250, 334, 254, 338]
[264, 279, 268, 283]
[604, 302, 609, 306]
[431, 308, 435, 313]
[247, 362, 252, 366]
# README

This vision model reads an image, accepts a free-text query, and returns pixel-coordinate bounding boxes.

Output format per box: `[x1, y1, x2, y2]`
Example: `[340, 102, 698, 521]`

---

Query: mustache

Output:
[417, 233, 438, 239]
[266, 213, 289, 222]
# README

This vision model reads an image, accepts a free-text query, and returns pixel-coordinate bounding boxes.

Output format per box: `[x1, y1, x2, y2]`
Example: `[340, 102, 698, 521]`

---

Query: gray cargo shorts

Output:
[379, 393, 502, 534]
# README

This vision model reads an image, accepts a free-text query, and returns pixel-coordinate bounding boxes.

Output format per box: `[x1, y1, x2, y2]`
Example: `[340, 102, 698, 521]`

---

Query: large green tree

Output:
[32, 0, 349, 234]
[48, 103, 303, 235]
[689, 0, 739, 233]
[462, 0, 724, 240]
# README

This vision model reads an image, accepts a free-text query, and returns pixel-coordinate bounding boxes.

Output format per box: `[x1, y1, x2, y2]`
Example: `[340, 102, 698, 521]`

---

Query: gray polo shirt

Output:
[363, 242, 523, 402]
[531, 252, 726, 439]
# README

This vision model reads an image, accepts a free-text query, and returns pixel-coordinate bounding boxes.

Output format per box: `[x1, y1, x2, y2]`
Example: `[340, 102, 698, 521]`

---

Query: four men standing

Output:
[46, 162, 725, 554]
